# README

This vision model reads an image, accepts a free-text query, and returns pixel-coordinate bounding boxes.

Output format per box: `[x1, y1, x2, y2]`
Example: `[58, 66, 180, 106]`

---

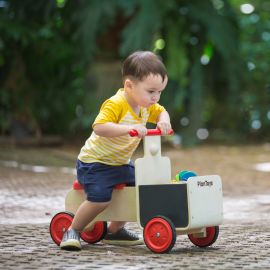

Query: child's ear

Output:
[124, 78, 133, 90]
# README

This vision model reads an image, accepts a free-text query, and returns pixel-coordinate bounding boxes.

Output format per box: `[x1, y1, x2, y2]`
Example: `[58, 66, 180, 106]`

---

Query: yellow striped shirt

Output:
[78, 89, 165, 165]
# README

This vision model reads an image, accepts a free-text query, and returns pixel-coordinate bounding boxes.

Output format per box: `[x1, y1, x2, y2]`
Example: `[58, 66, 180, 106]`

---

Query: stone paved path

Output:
[1, 223, 269, 270]
[1, 145, 270, 269]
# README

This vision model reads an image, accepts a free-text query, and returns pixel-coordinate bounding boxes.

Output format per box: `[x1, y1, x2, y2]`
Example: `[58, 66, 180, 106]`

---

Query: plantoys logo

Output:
[197, 180, 213, 187]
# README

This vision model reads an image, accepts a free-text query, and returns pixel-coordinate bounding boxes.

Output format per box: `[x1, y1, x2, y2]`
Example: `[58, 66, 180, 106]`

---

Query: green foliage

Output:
[120, 0, 166, 56]
[0, 0, 269, 145]
[0, 0, 86, 136]
[233, 0, 270, 139]
[160, 0, 244, 144]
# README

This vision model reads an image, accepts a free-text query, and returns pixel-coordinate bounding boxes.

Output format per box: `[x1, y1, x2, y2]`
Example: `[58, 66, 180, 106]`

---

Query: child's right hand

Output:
[129, 124, 147, 138]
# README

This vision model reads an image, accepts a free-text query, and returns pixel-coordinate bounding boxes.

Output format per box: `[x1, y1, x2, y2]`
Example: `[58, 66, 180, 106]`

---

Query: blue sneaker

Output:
[102, 227, 143, 246]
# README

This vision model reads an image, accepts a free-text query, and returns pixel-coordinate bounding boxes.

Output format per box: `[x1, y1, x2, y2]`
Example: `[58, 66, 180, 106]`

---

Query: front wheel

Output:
[188, 226, 219, 247]
[80, 221, 107, 244]
[50, 211, 74, 246]
[143, 216, 176, 253]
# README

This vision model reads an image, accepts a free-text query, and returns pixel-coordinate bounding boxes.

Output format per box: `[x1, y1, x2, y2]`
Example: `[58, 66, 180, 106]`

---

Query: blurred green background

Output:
[0, 0, 269, 146]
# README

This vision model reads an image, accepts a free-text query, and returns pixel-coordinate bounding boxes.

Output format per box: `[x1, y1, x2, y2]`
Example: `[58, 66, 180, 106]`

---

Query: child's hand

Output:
[129, 124, 147, 138]
[157, 121, 172, 135]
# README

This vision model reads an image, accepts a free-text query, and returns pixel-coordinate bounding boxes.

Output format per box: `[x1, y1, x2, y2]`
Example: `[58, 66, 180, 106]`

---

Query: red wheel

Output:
[188, 226, 219, 247]
[50, 211, 74, 246]
[80, 221, 107, 244]
[143, 216, 176, 253]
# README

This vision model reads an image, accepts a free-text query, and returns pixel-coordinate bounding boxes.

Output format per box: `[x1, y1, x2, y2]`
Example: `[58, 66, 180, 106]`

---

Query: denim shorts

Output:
[76, 159, 135, 202]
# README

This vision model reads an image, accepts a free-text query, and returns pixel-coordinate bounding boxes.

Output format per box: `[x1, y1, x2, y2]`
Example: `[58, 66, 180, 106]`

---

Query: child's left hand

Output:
[157, 121, 172, 135]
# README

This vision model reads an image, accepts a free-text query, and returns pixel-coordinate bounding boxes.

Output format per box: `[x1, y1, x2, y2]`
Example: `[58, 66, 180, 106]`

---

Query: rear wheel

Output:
[143, 216, 176, 253]
[50, 211, 74, 246]
[188, 226, 219, 247]
[80, 221, 107, 244]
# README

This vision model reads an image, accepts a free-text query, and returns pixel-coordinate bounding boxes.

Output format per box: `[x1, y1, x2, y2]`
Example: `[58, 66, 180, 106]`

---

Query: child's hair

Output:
[122, 51, 167, 82]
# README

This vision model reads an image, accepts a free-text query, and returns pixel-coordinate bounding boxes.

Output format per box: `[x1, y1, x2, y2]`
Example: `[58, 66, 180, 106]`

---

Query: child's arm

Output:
[156, 110, 171, 135]
[94, 122, 147, 138]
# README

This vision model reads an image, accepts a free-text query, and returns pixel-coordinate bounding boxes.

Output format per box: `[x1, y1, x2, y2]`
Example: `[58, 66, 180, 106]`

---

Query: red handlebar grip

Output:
[129, 128, 174, 137]
[129, 130, 139, 137]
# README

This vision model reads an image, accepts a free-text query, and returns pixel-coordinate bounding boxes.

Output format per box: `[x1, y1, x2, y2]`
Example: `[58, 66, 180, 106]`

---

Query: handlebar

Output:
[129, 128, 174, 137]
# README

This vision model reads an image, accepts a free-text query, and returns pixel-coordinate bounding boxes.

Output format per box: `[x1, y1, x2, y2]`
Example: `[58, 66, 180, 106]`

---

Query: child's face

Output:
[127, 74, 168, 108]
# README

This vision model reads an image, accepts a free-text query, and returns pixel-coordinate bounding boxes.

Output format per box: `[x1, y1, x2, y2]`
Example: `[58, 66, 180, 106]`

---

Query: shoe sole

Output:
[60, 240, 82, 251]
[102, 239, 144, 246]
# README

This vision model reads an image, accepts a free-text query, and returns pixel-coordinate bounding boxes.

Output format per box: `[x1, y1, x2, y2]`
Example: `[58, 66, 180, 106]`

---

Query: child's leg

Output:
[62, 160, 142, 248]
[108, 221, 126, 233]
[71, 200, 110, 232]
[71, 201, 128, 234]
[60, 200, 110, 250]
[71, 201, 127, 234]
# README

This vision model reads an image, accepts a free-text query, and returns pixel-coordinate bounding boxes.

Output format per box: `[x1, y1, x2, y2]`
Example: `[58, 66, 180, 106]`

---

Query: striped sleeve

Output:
[147, 103, 165, 124]
[92, 99, 122, 127]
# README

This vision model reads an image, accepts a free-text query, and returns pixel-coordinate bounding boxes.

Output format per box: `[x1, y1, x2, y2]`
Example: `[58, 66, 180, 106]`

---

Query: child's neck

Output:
[123, 91, 140, 116]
